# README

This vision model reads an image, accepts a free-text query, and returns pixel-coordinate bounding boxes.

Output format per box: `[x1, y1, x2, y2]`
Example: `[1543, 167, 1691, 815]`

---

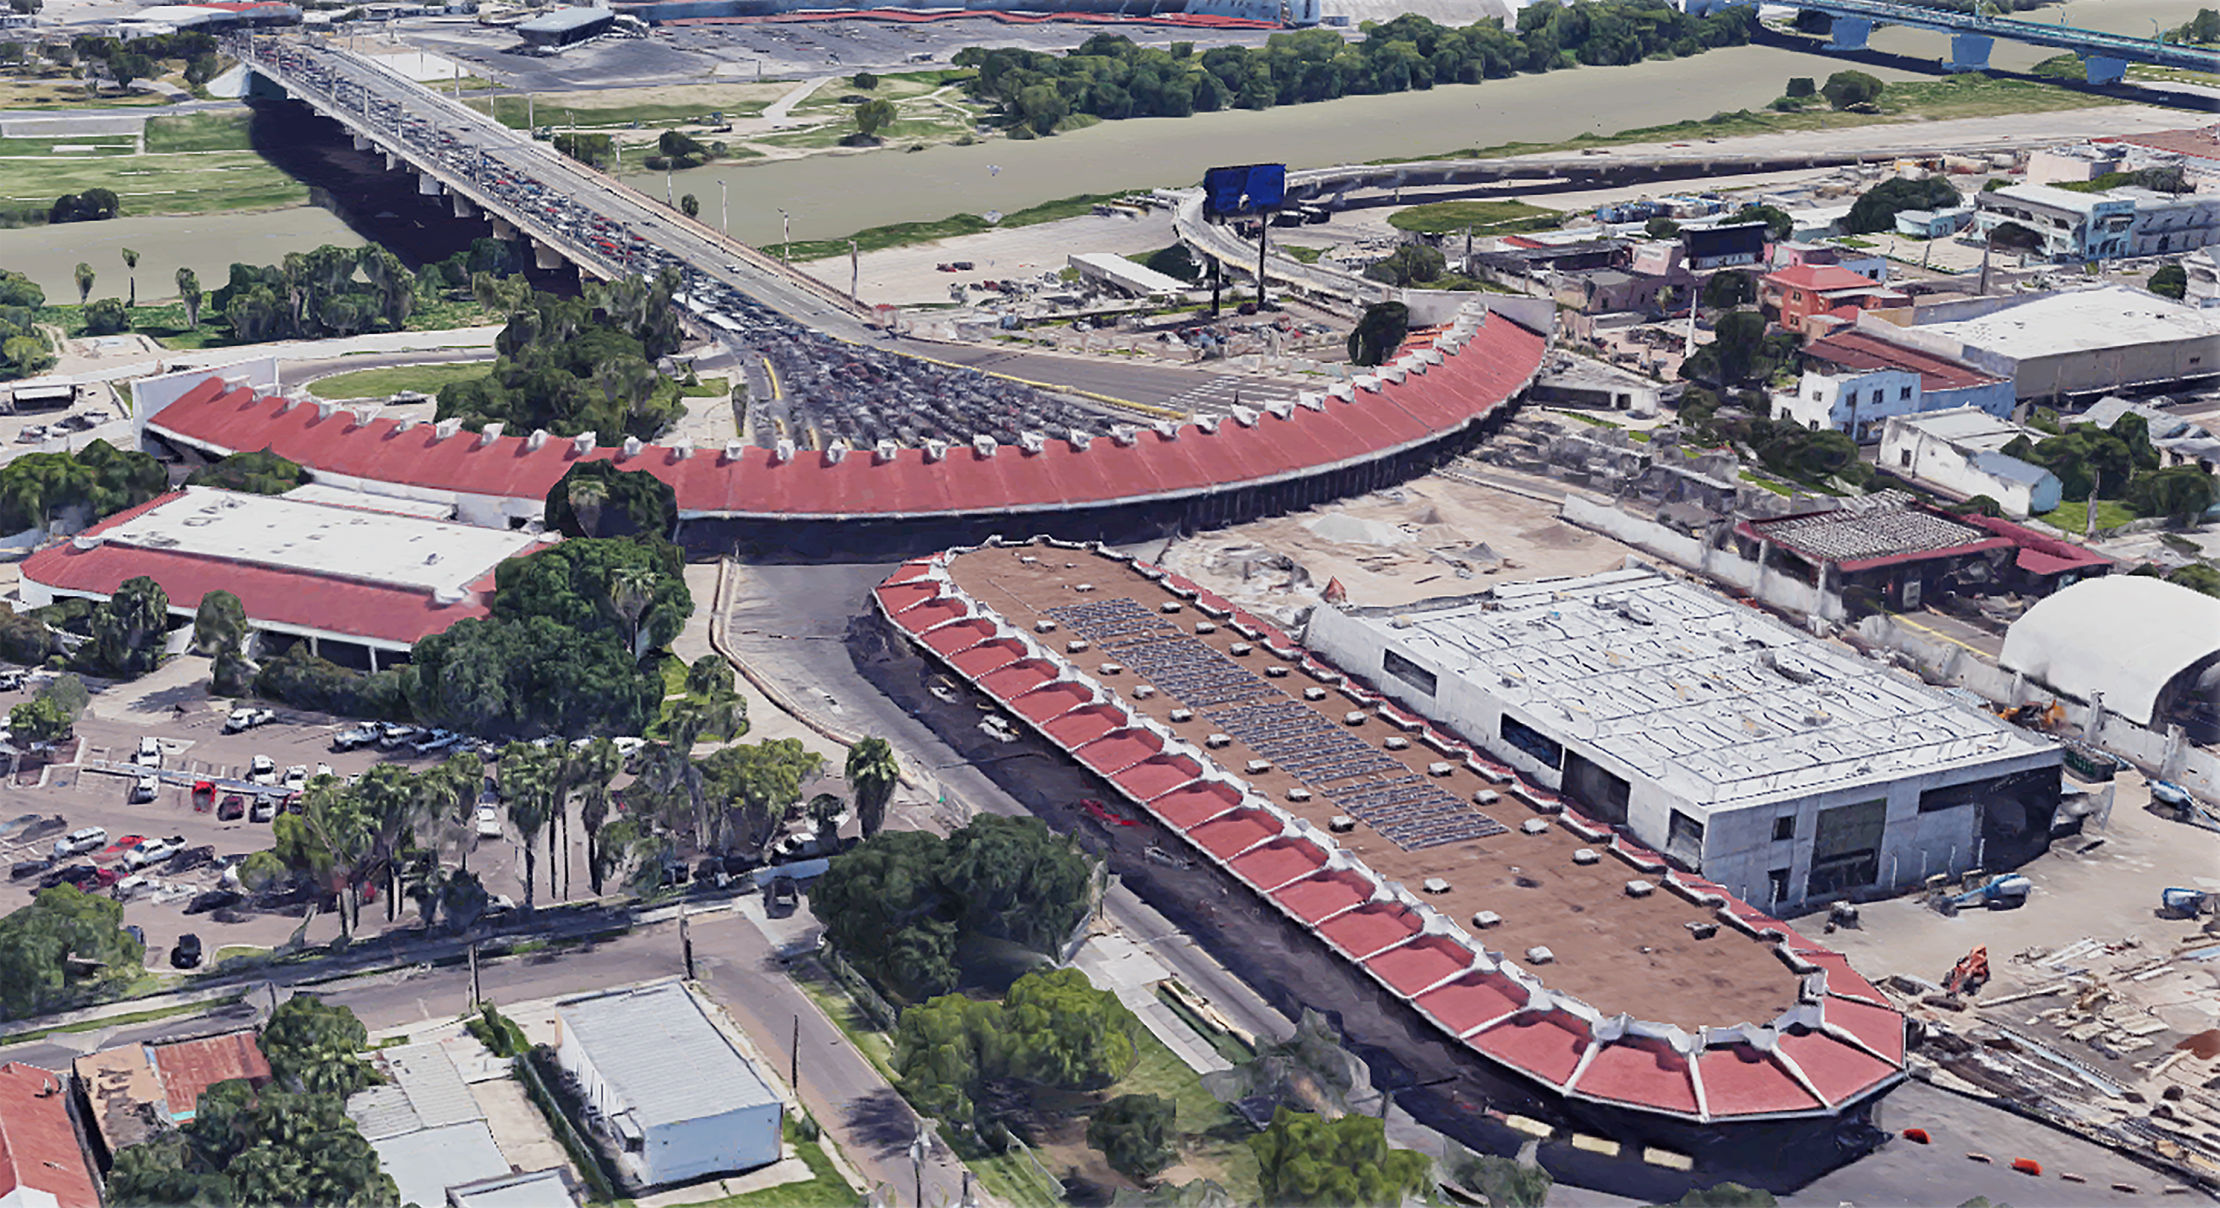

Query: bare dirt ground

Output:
[1158, 473, 1636, 630]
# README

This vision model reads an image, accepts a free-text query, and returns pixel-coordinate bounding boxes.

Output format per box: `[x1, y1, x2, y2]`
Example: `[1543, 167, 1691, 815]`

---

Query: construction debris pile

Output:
[1899, 928, 2220, 1192]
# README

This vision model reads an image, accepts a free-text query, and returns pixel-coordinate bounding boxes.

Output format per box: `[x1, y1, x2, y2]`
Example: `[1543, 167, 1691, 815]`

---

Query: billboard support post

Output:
[1256, 219, 1269, 309]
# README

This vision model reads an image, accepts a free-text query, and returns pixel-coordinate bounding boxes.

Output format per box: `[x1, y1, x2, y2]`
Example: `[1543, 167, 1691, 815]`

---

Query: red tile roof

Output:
[151, 1032, 271, 1119]
[1763, 264, 1883, 293]
[0, 1062, 100, 1208]
[18, 493, 509, 648]
[145, 316, 1548, 521]
[1800, 328, 2005, 393]
[877, 546, 1909, 1122]
[2094, 124, 2220, 164]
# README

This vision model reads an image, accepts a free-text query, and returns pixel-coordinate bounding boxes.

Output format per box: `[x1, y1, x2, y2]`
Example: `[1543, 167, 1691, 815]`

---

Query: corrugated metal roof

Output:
[449, 1168, 577, 1208]
[382, 1042, 484, 1130]
[347, 1084, 424, 1142]
[518, 6, 610, 32]
[556, 983, 778, 1127]
[369, 1120, 512, 1208]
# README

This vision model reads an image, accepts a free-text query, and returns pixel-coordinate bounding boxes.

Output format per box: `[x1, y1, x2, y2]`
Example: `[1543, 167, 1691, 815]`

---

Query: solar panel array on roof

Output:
[1050, 597, 1505, 850]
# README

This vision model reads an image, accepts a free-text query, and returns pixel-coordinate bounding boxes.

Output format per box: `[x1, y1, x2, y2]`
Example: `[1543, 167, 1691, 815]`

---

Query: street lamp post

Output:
[778, 208, 790, 266]
[720, 179, 728, 237]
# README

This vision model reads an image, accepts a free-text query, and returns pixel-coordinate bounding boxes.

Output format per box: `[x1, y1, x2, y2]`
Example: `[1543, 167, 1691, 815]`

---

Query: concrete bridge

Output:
[1701, 0, 2219, 82]
[233, 33, 870, 328]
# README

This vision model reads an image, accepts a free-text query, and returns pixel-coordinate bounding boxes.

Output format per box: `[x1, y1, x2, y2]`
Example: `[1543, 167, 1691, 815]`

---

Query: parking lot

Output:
[0, 685, 542, 973]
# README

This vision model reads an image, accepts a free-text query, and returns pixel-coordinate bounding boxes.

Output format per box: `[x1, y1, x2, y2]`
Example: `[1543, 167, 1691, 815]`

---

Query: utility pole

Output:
[1254, 215, 1269, 309]
[779, 209, 791, 266]
[720, 178, 729, 237]
[466, 940, 480, 1006]
[678, 904, 695, 980]
[850, 239, 860, 304]
[789, 1014, 800, 1098]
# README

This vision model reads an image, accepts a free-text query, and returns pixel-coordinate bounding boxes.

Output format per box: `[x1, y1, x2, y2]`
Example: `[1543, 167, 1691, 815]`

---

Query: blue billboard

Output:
[1202, 163, 1287, 221]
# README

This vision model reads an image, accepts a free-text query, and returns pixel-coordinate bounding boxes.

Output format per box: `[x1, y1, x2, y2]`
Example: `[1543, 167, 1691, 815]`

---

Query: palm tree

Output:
[634, 740, 707, 854]
[350, 764, 419, 923]
[846, 736, 900, 838]
[119, 248, 139, 307]
[570, 737, 622, 895]
[567, 475, 610, 538]
[499, 743, 556, 908]
[176, 267, 202, 329]
[420, 753, 480, 870]
[608, 566, 659, 657]
[73, 262, 94, 305]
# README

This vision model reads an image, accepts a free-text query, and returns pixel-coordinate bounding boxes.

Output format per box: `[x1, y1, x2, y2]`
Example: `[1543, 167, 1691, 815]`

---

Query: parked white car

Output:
[134, 736, 162, 768]
[248, 755, 278, 785]
[129, 775, 159, 804]
[475, 804, 503, 838]
[123, 837, 180, 870]
[282, 765, 309, 792]
[224, 707, 275, 733]
[52, 826, 107, 858]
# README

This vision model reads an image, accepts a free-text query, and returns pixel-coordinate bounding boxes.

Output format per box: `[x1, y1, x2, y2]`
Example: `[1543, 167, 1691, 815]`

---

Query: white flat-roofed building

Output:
[554, 982, 782, 1190]
[1878, 407, 2061, 518]
[1870, 285, 2220, 400]
[1305, 567, 2062, 911]
[18, 486, 555, 670]
[1067, 253, 1192, 299]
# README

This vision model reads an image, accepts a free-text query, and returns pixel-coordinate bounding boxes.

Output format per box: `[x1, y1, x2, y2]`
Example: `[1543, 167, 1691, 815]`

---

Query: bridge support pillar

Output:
[2083, 54, 2127, 85]
[490, 216, 518, 240]
[452, 193, 477, 219]
[1945, 33, 1992, 72]
[417, 172, 443, 197]
[532, 239, 565, 271]
[351, 134, 372, 151]
[1828, 16, 1871, 51]
[383, 150, 401, 172]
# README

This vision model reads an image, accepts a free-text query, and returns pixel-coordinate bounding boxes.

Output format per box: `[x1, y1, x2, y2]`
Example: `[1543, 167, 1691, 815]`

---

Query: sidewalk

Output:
[677, 561, 843, 764]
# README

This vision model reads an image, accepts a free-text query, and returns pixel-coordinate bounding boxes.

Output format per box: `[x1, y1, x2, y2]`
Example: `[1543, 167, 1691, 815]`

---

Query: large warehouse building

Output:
[1861, 285, 2220, 401]
[877, 542, 1908, 1192]
[1305, 567, 2063, 911]
[19, 487, 556, 670]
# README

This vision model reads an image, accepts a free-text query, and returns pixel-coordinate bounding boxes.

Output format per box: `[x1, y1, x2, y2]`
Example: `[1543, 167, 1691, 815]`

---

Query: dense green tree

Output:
[108, 1080, 398, 1208]
[88, 575, 169, 677]
[253, 644, 410, 721]
[83, 297, 129, 336]
[2149, 263, 2189, 300]
[498, 742, 558, 907]
[699, 738, 822, 853]
[0, 439, 165, 532]
[2173, 7, 2218, 42]
[1249, 1108, 1431, 1208]
[1645, 215, 1681, 239]
[2166, 562, 2220, 598]
[851, 70, 879, 88]
[1089, 1094, 1178, 1181]
[8, 695, 73, 745]
[1672, 1183, 1777, 1207]
[853, 97, 898, 139]
[2126, 465, 2218, 524]
[891, 991, 1004, 1128]
[1002, 966, 1141, 1088]
[2005, 427, 2135, 500]
[941, 814, 1095, 955]
[813, 828, 961, 1000]
[1784, 75, 1815, 97]
[845, 736, 900, 838]
[55, 190, 118, 224]
[1687, 310, 1772, 386]
[1347, 300, 1410, 367]
[543, 461, 677, 540]
[191, 588, 248, 658]
[120, 247, 139, 307]
[272, 777, 374, 936]
[1732, 203, 1793, 242]
[1820, 69, 1884, 109]
[1702, 270, 1755, 310]
[492, 535, 690, 653]
[1452, 1153, 1552, 1207]
[261, 994, 377, 1097]
[678, 192, 700, 219]
[0, 885, 145, 1019]
[433, 280, 687, 443]
[1845, 176, 1961, 235]
[1361, 243, 1444, 288]
[185, 448, 307, 495]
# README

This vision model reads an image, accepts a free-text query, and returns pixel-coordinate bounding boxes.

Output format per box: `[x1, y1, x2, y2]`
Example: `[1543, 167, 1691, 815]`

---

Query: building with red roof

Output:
[1759, 265, 1906, 334]
[139, 302, 1550, 543]
[1737, 490, 2107, 611]
[74, 1032, 272, 1157]
[20, 487, 557, 671]
[0, 1062, 100, 1208]
[1774, 326, 2015, 443]
[875, 542, 1918, 1193]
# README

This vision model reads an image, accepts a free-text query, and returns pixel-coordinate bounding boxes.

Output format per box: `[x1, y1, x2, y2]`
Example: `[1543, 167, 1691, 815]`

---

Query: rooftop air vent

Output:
[621, 436, 644, 460]
[434, 418, 463, 441]
[1422, 877, 1451, 894]
[1573, 848, 1601, 865]
[1287, 788, 1312, 802]
[477, 421, 506, 448]
[1017, 431, 1044, 455]
[571, 431, 596, 455]
[1473, 790, 1500, 806]
[1098, 662, 1123, 676]
[670, 436, 694, 460]
[721, 439, 745, 462]
[1168, 708, 1194, 723]
[1329, 816, 1357, 834]
[1110, 425, 1139, 447]
[1344, 711, 1366, 726]
[1625, 879, 1656, 898]
[1244, 759, 1271, 774]
[1427, 762, 1453, 777]
[1524, 946, 1555, 966]
[772, 438, 796, 464]
[1520, 818, 1550, 835]
[1204, 733, 1231, 749]
[1161, 601, 1182, 614]
[1685, 921, 1718, 940]
[1074, 582, 1094, 592]
[1384, 737, 1410, 751]
[1035, 619, 1056, 632]
[972, 435, 998, 458]
[1065, 639, 1088, 654]
[1133, 685, 1156, 700]
[824, 438, 849, 465]
[528, 429, 551, 451]
[1304, 687, 1327, 702]
[1068, 430, 1093, 451]
[1473, 911, 1502, 929]
[1264, 665, 1289, 678]
[924, 439, 949, 463]
[1195, 621, 1216, 634]
[1229, 643, 1252, 656]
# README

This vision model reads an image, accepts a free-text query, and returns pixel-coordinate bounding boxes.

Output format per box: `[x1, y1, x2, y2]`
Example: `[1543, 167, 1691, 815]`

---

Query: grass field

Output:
[0, 149, 306, 215]
[1388, 198, 1562, 235]
[778, 191, 1132, 262]
[470, 86, 777, 132]
[0, 74, 172, 108]
[2041, 498, 2138, 535]
[308, 360, 495, 400]
[1410, 72, 2118, 164]
[143, 112, 256, 153]
[0, 136, 136, 156]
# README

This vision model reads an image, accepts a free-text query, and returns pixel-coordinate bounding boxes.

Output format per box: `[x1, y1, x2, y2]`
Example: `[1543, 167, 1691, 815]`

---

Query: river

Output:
[0, 0, 2204, 296]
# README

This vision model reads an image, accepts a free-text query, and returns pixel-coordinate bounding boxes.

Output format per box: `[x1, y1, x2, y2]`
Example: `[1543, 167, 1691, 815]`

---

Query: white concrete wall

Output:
[1876, 418, 2056, 517]
[642, 1104, 781, 1186]
[1555, 497, 1833, 621]
[1777, 368, 1923, 442]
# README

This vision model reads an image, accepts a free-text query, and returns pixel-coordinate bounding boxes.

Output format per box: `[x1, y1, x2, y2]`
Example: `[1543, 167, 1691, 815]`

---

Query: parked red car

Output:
[91, 834, 146, 864]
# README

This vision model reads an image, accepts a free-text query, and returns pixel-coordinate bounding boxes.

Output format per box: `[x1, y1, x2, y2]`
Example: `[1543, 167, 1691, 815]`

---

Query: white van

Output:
[52, 826, 107, 858]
